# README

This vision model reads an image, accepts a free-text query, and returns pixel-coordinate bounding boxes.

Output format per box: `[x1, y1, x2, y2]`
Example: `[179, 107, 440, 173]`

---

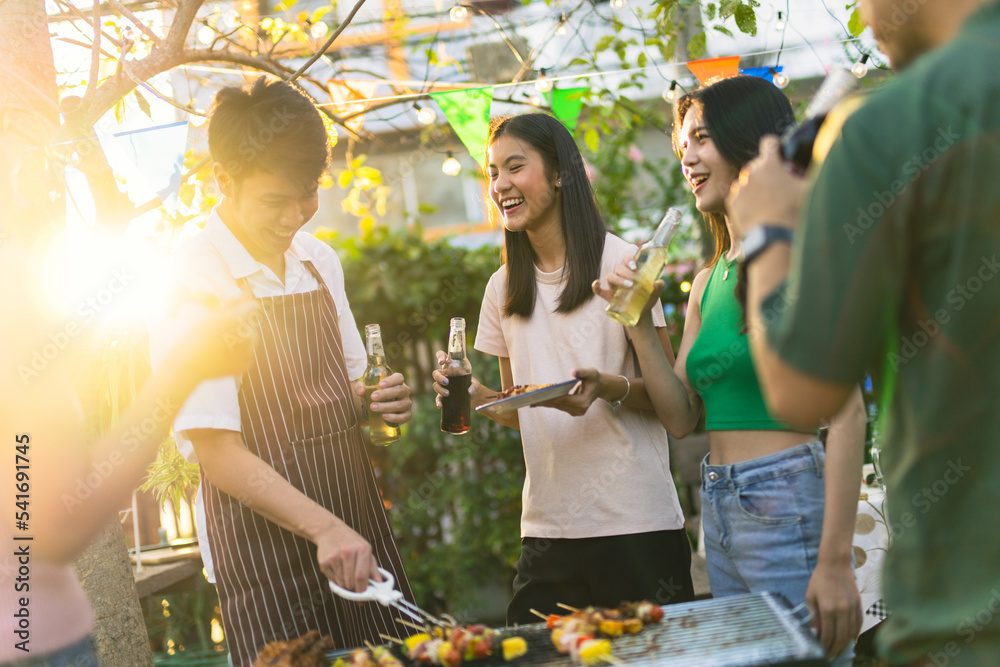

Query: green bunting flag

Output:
[549, 86, 588, 132]
[430, 87, 494, 165]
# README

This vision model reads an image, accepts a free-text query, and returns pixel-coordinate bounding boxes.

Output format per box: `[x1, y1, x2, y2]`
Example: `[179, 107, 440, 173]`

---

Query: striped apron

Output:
[203, 260, 413, 667]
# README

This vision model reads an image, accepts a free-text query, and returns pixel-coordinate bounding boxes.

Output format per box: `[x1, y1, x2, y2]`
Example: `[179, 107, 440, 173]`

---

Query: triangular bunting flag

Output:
[740, 65, 783, 80]
[687, 56, 741, 85]
[104, 120, 190, 207]
[327, 80, 380, 133]
[430, 87, 494, 165]
[549, 87, 587, 132]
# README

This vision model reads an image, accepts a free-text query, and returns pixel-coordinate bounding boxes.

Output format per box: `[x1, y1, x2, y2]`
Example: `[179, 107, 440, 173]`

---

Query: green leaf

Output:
[848, 7, 866, 36]
[706, 2, 717, 20]
[134, 88, 152, 119]
[713, 24, 734, 37]
[719, 0, 739, 19]
[595, 35, 615, 53]
[687, 31, 706, 59]
[734, 3, 757, 36]
[568, 57, 590, 67]
[636, 52, 648, 68]
[585, 127, 599, 152]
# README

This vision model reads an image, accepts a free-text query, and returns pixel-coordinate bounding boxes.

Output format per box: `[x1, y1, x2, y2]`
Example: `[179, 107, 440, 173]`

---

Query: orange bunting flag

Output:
[686, 56, 741, 86]
[326, 80, 380, 133]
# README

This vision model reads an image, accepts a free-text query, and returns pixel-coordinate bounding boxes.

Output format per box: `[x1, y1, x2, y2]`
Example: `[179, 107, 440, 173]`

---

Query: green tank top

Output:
[685, 256, 794, 431]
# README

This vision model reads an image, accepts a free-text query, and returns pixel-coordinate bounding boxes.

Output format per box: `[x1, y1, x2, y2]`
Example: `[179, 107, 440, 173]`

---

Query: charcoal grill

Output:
[331, 592, 829, 667]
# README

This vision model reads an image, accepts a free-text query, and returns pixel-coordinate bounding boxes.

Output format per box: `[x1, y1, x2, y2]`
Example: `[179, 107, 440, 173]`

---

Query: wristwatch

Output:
[741, 225, 794, 266]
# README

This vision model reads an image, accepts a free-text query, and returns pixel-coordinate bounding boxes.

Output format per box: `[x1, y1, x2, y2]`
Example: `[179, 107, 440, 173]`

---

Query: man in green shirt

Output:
[728, 0, 1000, 664]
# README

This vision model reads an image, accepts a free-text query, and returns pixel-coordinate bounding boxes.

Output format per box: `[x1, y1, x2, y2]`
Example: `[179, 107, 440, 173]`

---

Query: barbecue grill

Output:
[330, 592, 830, 667]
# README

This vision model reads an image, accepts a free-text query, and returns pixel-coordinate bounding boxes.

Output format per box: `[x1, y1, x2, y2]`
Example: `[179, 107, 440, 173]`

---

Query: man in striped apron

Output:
[148, 77, 414, 666]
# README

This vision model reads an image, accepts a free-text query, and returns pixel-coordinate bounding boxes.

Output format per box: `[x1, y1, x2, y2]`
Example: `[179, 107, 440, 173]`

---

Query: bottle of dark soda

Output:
[440, 317, 473, 434]
[781, 68, 857, 171]
[363, 323, 400, 446]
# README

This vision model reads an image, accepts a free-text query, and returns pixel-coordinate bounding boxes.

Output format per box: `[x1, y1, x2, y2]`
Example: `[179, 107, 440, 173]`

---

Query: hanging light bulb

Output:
[771, 69, 789, 89]
[529, 95, 543, 107]
[310, 21, 328, 39]
[852, 53, 870, 78]
[535, 68, 553, 94]
[442, 152, 462, 176]
[197, 23, 215, 44]
[661, 80, 678, 102]
[611, 0, 625, 10]
[556, 14, 568, 36]
[414, 103, 436, 126]
[774, 11, 785, 31]
[449, 5, 468, 22]
[219, 8, 240, 31]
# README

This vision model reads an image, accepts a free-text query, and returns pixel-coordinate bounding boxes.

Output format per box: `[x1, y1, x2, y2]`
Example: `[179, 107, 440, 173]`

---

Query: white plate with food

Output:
[475, 379, 583, 417]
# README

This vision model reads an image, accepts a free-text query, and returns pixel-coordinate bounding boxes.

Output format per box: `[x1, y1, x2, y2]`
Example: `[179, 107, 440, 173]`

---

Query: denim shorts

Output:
[700, 441, 854, 667]
[0, 635, 98, 667]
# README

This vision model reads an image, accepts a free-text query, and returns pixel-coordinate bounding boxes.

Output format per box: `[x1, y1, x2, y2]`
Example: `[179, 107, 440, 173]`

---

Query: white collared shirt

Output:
[147, 207, 366, 462]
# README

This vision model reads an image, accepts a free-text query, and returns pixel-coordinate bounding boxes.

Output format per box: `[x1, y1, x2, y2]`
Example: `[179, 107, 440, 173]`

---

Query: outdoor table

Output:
[855, 482, 890, 634]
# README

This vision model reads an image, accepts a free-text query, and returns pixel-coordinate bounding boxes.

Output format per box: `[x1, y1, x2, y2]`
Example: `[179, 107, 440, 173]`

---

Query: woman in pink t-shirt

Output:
[433, 113, 694, 625]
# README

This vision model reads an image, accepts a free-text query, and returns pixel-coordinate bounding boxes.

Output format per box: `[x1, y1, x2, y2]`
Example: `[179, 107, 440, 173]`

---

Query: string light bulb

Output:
[449, 5, 468, 22]
[535, 69, 553, 93]
[771, 68, 789, 89]
[852, 54, 870, 79]
[662, 80, 678, 102]
[557, 14, 568, 36]
[442, 152, 462, 176]
[310, 21, 328, 39]
[529, 95, 543, 107]
[414, 104, 436, 126]
[774, 11, 785, 31]
[611, 0, 625, 10]
[196, 24, 215, 44]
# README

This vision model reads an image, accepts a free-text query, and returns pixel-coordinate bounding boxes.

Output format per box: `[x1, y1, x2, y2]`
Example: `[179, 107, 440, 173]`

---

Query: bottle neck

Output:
[447, 328, 467, 360]
[367, 335, 386, 360]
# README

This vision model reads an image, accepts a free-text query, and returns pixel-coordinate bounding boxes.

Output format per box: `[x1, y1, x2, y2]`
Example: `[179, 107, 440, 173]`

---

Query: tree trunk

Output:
[0, 0, 64, 243]
[74, 521, 155, 667]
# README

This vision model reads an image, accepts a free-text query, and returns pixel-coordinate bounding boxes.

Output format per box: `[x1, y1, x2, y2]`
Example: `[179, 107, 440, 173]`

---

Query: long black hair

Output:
[488, 113, 606, 318]
[671, 75, 795, 268]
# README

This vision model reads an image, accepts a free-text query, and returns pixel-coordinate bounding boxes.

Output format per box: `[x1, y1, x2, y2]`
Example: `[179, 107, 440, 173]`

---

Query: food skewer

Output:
[556, 603, 580, 613]
[528, 609, 549, 621]
[395, 617, 431, 633]
[379, 634, 405, 645]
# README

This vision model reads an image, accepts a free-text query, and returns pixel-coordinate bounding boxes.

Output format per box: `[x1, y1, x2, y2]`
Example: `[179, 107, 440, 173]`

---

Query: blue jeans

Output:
[700, 441, 854, 667]
[0, 636, 98, 667]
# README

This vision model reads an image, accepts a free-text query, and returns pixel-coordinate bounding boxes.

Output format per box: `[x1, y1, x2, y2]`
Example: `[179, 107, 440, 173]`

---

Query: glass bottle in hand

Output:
[606, 208, 682, 327]
[781, 67, 857, 171]
[440, 317, 473, 434]
[363, 323, 400, 445]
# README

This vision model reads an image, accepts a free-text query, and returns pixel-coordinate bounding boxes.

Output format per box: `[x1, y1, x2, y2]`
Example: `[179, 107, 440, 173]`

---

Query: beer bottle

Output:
[606, 208, 682, 327]
[781, 67, 857, 171]
[363, 323, 400, 446]
[440, 317, 473, 434]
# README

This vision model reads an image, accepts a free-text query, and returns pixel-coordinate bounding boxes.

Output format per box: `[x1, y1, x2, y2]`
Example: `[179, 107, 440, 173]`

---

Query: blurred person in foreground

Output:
[0, 146, 260, 667]
[147, 77, 414, 666]
[728, 0, 1000, 664]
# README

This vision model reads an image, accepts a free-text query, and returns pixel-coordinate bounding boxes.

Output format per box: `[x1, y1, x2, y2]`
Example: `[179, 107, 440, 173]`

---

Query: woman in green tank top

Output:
[594, 76, 866, 665]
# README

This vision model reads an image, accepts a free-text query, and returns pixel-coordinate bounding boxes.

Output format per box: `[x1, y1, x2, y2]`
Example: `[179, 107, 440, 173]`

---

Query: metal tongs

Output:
[329, 567, 446, 628]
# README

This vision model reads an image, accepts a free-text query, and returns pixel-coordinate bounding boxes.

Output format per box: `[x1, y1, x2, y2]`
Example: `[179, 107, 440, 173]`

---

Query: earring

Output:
[556, 179, 562, 186]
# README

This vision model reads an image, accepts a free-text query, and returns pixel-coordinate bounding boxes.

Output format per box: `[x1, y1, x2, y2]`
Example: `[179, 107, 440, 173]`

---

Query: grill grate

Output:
[332, 592, 828, 667]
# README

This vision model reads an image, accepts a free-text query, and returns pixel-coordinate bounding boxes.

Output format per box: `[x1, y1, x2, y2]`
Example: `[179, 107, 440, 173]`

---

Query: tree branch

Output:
[288, 0, 368, 83]
[81, 0, 102, 107]
[108, 0, 163, 46]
